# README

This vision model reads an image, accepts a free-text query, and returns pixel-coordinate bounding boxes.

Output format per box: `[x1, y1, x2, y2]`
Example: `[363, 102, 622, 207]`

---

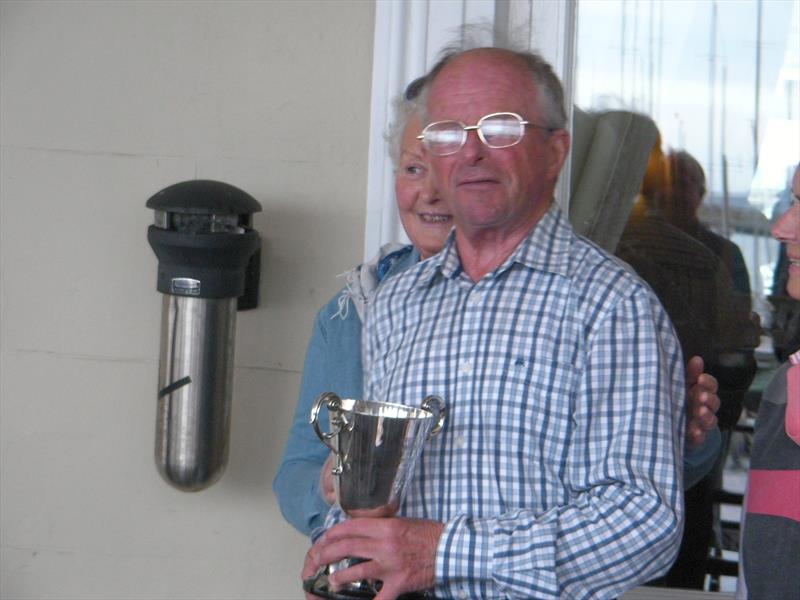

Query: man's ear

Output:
[546, 129, 571, 180]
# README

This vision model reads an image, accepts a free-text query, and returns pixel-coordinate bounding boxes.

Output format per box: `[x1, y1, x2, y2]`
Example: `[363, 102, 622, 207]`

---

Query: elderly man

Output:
[304, 47, 685, 599]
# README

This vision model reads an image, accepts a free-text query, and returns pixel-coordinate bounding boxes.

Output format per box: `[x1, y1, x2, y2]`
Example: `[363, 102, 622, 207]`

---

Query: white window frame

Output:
[362, 0, 578, 260]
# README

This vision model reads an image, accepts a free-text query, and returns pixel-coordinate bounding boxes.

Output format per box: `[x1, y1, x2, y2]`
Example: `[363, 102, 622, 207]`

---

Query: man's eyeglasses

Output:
[417, 112, 557, 156]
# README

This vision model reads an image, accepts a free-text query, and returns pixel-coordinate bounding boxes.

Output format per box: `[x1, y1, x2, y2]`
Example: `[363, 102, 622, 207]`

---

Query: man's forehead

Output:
[427, 51, 538, 118]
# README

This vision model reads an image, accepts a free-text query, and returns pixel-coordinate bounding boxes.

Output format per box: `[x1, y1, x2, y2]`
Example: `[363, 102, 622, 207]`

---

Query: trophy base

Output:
[302, 568, 378, 599]
[302, 571, 433, 600]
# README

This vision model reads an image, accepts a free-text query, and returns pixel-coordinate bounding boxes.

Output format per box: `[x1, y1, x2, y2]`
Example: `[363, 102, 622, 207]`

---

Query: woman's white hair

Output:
[386, 79, 426, 167]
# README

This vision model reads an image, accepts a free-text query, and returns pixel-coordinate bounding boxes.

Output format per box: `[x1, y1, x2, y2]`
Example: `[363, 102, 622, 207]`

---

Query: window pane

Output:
[574, 0, 799, 593]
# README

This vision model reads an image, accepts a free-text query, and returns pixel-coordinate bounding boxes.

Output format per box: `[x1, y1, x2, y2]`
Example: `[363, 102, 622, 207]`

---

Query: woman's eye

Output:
[403, 163, 426, 178]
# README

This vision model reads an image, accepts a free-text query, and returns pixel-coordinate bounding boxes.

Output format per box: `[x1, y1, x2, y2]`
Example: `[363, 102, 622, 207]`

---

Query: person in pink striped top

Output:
[738, 162, 800, 599]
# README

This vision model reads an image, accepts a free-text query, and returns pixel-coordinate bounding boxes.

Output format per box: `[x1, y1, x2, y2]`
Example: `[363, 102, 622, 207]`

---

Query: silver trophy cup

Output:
[303, 392, 446, 599]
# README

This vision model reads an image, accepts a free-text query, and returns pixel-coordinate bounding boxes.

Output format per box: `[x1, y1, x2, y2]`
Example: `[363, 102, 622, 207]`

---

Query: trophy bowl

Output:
[302, 392, 446, 600]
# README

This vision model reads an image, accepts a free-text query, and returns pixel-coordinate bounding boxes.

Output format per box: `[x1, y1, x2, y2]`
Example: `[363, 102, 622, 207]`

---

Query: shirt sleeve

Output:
[433, 287, 686, 599]
[272, 303, 363, 536]
[272, 310, 334, 535]
[684, 426, 722, 490]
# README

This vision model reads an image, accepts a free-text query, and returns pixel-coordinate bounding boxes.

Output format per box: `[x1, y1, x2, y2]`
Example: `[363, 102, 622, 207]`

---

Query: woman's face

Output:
[772, 165, 800, 300]
[395, 114, 452, 259]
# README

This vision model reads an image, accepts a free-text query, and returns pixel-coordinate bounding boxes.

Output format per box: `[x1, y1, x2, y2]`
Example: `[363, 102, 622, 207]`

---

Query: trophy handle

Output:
[309, 393, 348, 474]
[422, 395, 446, 439]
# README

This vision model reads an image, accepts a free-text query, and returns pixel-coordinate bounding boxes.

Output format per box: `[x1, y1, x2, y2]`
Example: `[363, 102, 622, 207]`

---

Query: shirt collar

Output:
[418, 203, 573, 286]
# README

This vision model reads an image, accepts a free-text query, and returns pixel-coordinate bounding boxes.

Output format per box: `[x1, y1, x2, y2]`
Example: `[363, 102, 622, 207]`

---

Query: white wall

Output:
[0, 1, 375, 598]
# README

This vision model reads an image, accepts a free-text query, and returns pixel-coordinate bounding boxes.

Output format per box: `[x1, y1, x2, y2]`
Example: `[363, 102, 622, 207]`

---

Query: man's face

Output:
[773, 165, 800, 300]
[673, 156, 706, 218]
[424, 50, 569, 239]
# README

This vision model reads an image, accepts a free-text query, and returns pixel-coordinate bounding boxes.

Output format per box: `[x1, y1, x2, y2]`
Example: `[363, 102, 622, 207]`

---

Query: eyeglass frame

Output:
[416, 112, 558, 156]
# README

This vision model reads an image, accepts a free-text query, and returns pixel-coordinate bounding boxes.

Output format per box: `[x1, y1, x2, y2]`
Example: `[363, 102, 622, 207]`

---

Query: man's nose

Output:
[460, 128, 487, 163]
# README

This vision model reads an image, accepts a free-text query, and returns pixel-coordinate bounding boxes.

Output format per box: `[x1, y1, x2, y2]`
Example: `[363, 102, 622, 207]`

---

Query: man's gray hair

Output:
[420, 26, 567, 130]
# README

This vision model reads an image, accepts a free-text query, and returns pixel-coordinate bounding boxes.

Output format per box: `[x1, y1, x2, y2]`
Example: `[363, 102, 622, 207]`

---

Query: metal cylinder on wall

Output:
[146, 180, 262, 491]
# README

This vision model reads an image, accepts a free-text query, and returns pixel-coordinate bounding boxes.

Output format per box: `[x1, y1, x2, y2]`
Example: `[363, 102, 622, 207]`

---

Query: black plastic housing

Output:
[146, 180, 262, 307]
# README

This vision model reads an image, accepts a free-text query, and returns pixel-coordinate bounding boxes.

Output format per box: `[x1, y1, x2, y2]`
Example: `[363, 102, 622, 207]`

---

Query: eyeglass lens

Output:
[479, 115, 525, 147]
[423, 114, 525, 155]
[424, 123, 466, 155]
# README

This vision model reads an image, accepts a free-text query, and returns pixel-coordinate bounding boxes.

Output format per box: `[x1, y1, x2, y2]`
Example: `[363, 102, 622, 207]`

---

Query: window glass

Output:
[574, 0, 799, 593]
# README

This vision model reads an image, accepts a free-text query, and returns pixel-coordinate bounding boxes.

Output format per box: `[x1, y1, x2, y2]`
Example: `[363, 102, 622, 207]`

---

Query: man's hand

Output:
[685, 355, 720, 448]
[303, 517, 444, 600]
[319, 454, 336, 505]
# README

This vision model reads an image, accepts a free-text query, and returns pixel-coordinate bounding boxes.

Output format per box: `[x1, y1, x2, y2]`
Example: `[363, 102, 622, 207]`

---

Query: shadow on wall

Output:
[250, 201, 365, 310]
[225, 365, 299, 493]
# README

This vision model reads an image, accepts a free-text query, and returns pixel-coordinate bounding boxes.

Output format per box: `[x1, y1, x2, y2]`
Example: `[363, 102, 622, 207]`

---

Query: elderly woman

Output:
[273, 85, 722, 538]
[272, 89, 452, 535]
[738, 163, 800, 599]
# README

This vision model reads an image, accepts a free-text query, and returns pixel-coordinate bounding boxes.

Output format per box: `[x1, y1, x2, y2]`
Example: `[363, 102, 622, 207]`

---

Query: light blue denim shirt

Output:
[684, 426, 721, 489]
[272, 245, 419, 535]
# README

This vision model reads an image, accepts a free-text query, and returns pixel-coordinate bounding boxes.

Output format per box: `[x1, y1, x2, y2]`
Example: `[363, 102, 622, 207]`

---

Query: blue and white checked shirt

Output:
[325, 205, 685, 599]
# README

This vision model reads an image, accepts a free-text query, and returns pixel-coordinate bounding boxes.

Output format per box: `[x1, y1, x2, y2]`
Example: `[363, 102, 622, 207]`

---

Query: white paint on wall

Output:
[0, 1, 375, 598]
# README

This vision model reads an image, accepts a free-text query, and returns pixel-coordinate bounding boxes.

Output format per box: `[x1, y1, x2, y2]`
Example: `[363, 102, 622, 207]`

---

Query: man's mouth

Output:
[459, 178, 498, 186]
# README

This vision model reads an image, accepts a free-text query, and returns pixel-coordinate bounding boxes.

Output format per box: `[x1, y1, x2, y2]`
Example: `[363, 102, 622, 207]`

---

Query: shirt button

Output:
[455, 436, 466, 448]
[460, 360, 472, 374]
[458, 590, 468, 599]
